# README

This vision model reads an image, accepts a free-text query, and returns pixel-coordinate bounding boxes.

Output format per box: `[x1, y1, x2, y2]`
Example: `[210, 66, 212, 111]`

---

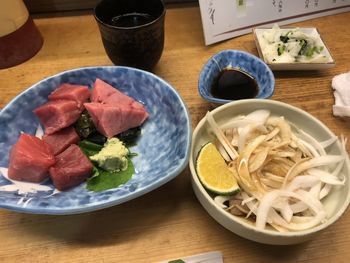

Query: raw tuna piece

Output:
[103, 92, 146, 111]
[91, 78, 146, 111]
[8, 133, 55, 183]
[43, 126, 80, 155]
[90, 78, 118, 103]
[49, 144, 92, 191]
[33, 100, 83, 135]
[48, 83, 90, 108]
[84, 102, 148, 138]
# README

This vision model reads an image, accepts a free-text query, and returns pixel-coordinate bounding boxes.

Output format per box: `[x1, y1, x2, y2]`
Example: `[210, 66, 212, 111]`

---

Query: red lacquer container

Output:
[0, 0, 43, 69]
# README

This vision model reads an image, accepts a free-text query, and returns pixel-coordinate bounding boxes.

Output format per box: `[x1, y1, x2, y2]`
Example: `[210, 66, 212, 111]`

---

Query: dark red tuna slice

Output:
[43, 126, 80, 155]
[49, 144, 93, 191]
[48, 83, 91, 108]
[84, 102, 148, 138]
[8, 133, 55, 183]
[33, 100, 83, 135]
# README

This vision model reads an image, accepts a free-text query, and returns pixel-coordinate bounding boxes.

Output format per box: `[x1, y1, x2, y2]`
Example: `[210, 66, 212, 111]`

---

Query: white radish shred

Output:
[206, 112, 238, 160]
[205, 109, 349, 232]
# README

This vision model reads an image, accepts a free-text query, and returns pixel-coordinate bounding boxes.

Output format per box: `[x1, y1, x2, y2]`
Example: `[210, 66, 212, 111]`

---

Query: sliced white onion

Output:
[297, 138, 321, 157]
[295, 128, 327, 156]
[216, 142, 231, 162]
[285, 175, 319, 191]
[319, 184, 332, 199]
[214, 195, 230, 208]
[246, 109, 271, 123]
[206, 111, 238, 160]
[307, 168, 345, 185]
[256, 189, 326, 230]
[320, 136, 338, 148]
[283, 155, 345, 186]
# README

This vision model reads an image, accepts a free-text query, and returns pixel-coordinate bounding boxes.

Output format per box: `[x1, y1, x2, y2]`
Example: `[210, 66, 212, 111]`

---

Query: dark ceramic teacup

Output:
[94, 0, 165, 71]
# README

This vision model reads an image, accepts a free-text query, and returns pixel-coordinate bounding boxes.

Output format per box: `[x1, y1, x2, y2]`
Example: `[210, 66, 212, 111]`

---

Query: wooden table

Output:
[1, 5, 350, 263]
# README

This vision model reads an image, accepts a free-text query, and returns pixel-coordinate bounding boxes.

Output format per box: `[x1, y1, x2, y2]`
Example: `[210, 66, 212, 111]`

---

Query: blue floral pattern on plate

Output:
[198, 50, 275, 104]
[0, 66, 191, 214]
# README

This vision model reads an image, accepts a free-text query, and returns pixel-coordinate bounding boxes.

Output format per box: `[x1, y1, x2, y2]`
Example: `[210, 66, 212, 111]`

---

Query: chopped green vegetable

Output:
[298, 39, 308, 55]
[305, 46, 316, 57]
[280, 35, 289, 43]
[79, 140, 103, 156]
[117, 126, 141, 146]
[75, 110, 96, 138]
[86, 132, 107, 145]
[168, 260, 186, 263]
[277, 44, 286, 56]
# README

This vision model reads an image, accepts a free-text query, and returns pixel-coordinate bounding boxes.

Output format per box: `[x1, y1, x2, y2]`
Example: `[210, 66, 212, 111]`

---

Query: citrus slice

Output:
[196, 142, 240, 195]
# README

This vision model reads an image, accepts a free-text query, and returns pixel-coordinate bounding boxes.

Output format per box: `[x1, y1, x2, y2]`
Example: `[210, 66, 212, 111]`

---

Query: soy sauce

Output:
[211, 68, 259, 100]
[111, 13, 154, 27]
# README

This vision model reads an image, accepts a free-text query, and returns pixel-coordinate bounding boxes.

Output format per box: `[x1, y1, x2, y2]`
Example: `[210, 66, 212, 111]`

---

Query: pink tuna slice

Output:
[84, 102, 148, 138]
[49, 144, 93, 191]
[103, 92, 146, 111]
[91, 78, 146, 111]
[90, 78, 118, 103]
[8, 133, 55, 183]
[33, 100, 83, 135]
[48, 83, 91, 108]
[43, 126, 80, 155]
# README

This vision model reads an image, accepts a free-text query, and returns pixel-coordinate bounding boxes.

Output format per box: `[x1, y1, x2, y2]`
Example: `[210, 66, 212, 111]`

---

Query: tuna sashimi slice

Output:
[43, 126, 80, 155]
[103, 92, 146, 111]
[91, 78, 146, 111]
[8, 133, 55, 183]
[48, 83, 91, 107]
[84, 102, 148, 138]
[90, 78, 118, 103]
[33, 100, 83, 135]
[49, 144, 93, 191]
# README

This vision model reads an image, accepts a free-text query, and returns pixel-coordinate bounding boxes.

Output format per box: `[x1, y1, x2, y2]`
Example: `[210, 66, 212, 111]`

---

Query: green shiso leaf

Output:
[78, 140, 103, 156]
[79, 139, 135, 192]
[86, 159, 134, 192]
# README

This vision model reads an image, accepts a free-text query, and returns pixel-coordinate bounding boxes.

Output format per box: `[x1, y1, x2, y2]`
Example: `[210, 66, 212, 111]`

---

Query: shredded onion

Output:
[205, 109, 349, 232]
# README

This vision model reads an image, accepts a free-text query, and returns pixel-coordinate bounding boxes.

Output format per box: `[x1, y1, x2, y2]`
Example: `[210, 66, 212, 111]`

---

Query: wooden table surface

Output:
[1, 5, 350, 263]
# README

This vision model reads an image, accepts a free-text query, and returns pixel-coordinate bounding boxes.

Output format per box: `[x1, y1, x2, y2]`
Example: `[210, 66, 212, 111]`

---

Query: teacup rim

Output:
[94, 0, 166, 30]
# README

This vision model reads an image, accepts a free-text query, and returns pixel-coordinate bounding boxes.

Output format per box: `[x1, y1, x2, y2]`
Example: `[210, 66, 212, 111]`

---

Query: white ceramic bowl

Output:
[189, 99, 350, 245]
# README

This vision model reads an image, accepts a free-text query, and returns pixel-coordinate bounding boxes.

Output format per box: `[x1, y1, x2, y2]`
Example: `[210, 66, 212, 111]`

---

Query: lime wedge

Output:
[196, 142, 240, 195]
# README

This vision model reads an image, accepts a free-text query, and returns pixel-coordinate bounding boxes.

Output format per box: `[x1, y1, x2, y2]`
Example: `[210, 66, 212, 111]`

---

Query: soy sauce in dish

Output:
[111, 13, 154, 27]
[211, 68, 259, 100]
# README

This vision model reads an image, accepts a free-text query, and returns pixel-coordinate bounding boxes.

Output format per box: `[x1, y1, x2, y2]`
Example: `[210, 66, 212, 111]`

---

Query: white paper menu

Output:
[199, 0, 350, 45]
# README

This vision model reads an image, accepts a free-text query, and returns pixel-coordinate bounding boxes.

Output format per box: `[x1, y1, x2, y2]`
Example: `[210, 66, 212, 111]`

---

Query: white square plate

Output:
[253, 27, 335, 71]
